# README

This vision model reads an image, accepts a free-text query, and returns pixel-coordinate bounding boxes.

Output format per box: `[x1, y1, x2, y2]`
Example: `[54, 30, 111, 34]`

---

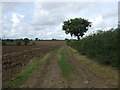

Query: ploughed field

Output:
[2, 41, 66, 84]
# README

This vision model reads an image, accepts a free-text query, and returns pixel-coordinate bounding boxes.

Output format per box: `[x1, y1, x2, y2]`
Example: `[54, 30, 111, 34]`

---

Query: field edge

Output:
[3, 47, 60, 88]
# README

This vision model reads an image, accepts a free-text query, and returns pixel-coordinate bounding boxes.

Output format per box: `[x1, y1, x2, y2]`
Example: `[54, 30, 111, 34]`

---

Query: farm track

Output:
[66, 47, 107, 88]
[22, 47, 68, 88]
[22, 46, 108, 88]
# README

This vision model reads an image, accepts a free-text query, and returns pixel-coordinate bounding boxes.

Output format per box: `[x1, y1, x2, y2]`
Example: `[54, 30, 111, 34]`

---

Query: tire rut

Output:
[22, 46, 108, 88]
[66, 47, 108, 88]
[22, 47, 68, 88]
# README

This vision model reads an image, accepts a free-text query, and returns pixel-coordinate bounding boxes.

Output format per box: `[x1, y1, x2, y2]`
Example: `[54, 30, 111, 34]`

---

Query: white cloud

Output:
[11, 12, 24, 27]
[0, 3, 2, 38]
[31, 3, 66, 26]
[2, 2, 118, 39]
[90, 15, 104, 28]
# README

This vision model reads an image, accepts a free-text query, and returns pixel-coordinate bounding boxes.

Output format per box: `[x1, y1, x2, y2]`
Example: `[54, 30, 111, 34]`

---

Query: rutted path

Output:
[22, 46, 108, 88]
[22, 47, 68, 88]
[66, 47, 107, 88]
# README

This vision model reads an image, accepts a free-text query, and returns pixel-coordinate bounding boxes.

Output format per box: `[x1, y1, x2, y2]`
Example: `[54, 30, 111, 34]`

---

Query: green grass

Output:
[58, 47, 73, 80]
[69, 46, 118, 88]
[3, 48, 59, 88]
[69, 46, 109, 74]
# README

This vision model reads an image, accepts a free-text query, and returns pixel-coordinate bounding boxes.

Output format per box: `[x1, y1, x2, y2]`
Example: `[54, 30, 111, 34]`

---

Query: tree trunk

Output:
[77, 35, 80, 40]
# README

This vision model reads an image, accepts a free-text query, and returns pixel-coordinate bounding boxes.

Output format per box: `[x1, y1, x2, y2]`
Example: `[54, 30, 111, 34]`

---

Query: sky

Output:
[1, 2, 118, 40]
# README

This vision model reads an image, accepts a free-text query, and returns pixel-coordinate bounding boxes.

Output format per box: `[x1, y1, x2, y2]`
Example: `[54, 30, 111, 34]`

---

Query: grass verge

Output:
[58, 47, 73, 80]
[69, 46, 118, 88]
[3, 48, 59, 88]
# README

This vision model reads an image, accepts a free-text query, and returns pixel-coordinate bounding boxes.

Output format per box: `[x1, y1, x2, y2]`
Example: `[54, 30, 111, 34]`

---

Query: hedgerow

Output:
[67, 28, 119, 67]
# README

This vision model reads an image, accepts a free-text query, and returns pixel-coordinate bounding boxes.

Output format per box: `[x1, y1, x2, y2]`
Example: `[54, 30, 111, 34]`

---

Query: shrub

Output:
[23, 38, 29, 45]
[2, 41, 6, 46]
[16, 40, 22, 46]
[67, 28, 119, 67]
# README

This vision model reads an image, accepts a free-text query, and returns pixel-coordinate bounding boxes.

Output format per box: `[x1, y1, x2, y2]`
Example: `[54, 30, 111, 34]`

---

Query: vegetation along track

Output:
[4, 46, 118, 88]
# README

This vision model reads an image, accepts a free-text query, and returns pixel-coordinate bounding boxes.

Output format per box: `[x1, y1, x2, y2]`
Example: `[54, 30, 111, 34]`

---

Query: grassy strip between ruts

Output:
[68, 46, 118, 88]
[3, 48, 59, 88]
[58, 47, 73, 80]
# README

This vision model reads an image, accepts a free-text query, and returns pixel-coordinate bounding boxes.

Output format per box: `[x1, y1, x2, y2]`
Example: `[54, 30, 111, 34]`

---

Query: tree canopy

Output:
[62, 18, 91, 40]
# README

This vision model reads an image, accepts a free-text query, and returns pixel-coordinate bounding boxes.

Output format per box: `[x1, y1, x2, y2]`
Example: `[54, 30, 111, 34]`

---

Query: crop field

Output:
[2, 41, 66, 84]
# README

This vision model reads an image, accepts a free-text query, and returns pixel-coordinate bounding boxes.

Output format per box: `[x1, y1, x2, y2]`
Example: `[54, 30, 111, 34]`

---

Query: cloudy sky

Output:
[1, 2, 118, 40]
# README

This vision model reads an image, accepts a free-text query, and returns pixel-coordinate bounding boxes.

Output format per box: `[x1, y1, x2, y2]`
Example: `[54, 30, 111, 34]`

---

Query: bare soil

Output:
[2, 41, 66, 84]
[2, 41, 65, 55]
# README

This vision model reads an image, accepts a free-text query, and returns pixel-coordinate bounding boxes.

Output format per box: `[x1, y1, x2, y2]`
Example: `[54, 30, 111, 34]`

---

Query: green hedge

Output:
[67, 28, 119, 67]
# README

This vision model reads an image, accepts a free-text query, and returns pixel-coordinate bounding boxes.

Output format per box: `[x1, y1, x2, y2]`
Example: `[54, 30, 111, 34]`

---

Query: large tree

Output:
[62, 18, 91, 40]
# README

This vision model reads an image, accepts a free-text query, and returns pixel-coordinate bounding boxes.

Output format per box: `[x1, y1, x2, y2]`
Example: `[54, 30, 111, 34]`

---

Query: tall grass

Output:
[67, 28, 119, 67]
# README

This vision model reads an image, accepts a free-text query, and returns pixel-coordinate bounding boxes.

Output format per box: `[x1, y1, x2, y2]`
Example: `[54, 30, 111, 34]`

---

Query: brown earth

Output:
[2, 41, 66, 85]
[2, 41, 65, 55]
[22, 47, 68, 88]
[21, 46, 110, 88]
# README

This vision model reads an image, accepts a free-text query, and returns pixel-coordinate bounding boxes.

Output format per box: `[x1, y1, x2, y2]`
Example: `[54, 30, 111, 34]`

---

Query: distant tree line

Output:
[1, 38, 68, 46]
[2, 38, 36, 46]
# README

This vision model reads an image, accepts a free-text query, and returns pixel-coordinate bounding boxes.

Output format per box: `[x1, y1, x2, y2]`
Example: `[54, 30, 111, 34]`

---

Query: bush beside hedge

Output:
[67, 28, 119, 67]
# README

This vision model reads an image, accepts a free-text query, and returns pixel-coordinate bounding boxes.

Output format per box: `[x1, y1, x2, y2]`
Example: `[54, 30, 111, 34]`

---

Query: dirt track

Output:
[22, 46, 108, 88]
[22, 48, 68, 88]
[66, 47, 107, 88]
